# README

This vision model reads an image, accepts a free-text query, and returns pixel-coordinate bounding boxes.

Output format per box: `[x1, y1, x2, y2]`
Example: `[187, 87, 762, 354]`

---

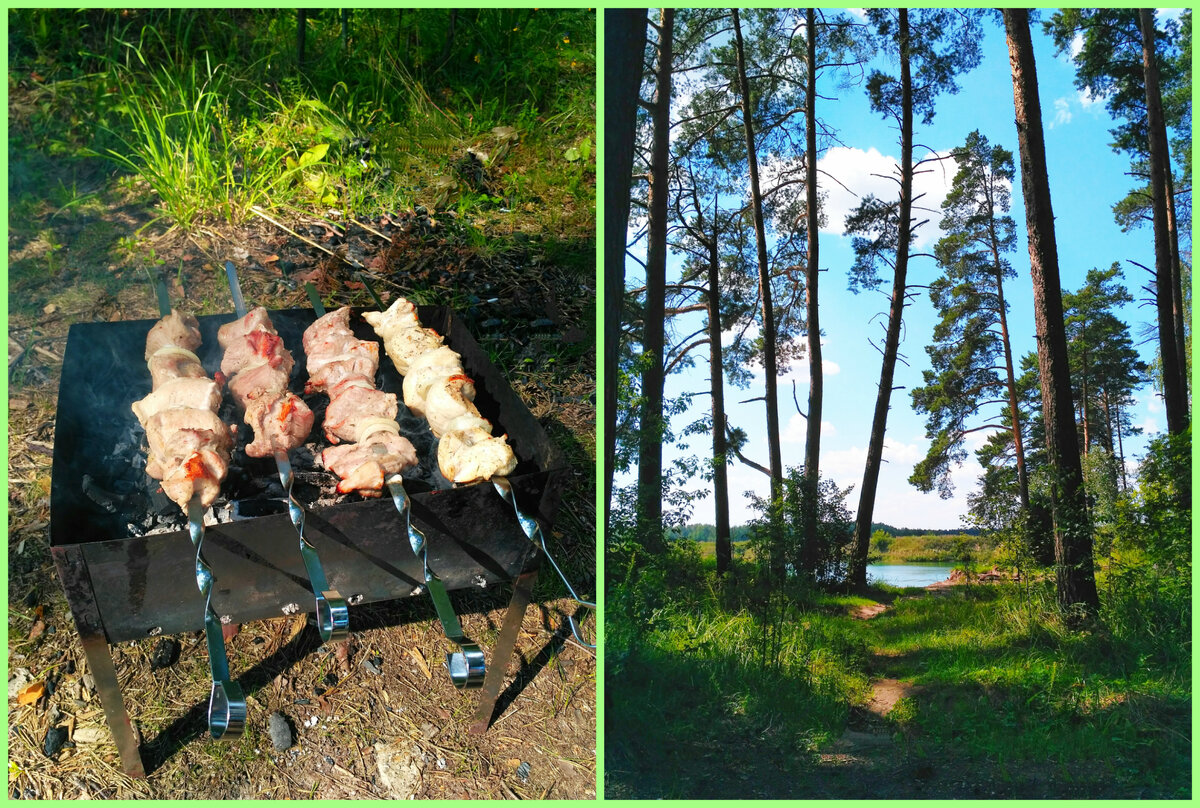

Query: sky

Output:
[621, 9, 1186, 531]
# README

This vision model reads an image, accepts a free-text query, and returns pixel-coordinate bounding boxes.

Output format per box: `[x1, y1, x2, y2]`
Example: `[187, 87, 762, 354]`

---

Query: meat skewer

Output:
[363, 298, 517, 484]
[222, 261, 349, 644]
[364, 294, 594, 648]
[304, 297, 485, 689]
[132, 303, 245, 740]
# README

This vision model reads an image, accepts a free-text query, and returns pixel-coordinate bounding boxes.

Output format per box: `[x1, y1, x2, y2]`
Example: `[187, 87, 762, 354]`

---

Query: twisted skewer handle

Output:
[386, 474, 486, 689]
[187, 498, 247, 739]
[275, 451, 349, 643]
[492, 477, 595, 648]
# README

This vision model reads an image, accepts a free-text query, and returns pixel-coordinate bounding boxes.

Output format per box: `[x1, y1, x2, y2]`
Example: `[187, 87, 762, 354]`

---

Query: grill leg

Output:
[52, 546, 146, 777]
[80, 634, 146, 777]
[469, 569, 537, 734]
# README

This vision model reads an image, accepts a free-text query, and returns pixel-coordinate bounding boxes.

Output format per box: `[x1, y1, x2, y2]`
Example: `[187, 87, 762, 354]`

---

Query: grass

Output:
[607, 551, 1190, 799]
[864, 583, 1189, 795]
[10, 9, 595, 241]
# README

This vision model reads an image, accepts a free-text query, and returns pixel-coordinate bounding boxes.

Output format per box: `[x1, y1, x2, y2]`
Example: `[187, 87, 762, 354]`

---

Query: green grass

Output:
[864, 583, 1189, 794]
[10, 9, 595, 236]
[607, 550, 1190, 798]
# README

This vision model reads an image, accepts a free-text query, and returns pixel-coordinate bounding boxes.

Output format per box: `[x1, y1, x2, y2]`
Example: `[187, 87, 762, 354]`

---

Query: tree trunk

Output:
[1003, 8, 1099, 616]
[604, 9, 648, 537]
[636, 8, 674, 554]
[801, 7, 823, 572]
[1139, 8, 1188, 435]
[850, 10, 913, 590]
[707, 200, 732, 576]
[994, 264, 1030, 511]
[732, 10, 784, 499]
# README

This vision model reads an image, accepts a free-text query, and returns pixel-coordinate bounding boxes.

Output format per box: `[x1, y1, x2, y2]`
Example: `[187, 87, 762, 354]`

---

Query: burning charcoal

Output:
[268, 712, 294, 751]
[42, 726, 69, 759]
[149, 638, 181, 670]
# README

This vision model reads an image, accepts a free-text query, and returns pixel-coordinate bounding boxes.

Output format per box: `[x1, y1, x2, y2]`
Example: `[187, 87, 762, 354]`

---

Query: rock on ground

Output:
[268, 712, 293, 752]
[374, 741, 425, 799]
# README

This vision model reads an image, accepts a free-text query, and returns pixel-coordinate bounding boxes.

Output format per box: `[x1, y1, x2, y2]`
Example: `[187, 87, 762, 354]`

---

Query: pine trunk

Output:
[1003, 8, 1099, 616]
[801, 7, 823, 571]
[604, 10, 648, 535]
[707, 201, 733, 576]
[1139, 8, 1188, 435]
[636, 8, 673, 553]
[850, 10, 913, 589]
[732, 9, 784, 495]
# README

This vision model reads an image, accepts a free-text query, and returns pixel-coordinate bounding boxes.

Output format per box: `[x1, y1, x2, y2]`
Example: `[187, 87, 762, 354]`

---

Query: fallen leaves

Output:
[17, 682, 45, 705]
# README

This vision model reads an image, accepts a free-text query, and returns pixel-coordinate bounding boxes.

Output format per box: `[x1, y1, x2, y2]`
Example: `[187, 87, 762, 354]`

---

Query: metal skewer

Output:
[492, 477, 595, 648]
[308, 293, 484, 688]
[224, 261, 349, 644]
[151, 277, 245, 739]
[353, 273, 594, 648]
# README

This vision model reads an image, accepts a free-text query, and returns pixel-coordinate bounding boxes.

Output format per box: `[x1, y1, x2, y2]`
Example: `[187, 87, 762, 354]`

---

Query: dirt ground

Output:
[7, 155, 597, 799]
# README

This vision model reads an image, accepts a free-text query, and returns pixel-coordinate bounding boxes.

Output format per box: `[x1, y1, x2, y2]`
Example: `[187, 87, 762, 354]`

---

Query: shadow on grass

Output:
[605, 638, 849, 799]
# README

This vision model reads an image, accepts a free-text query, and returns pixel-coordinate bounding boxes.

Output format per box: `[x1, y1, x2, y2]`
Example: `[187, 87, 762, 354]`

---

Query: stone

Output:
[373, 741, 424, 799]
[268, 712, 293, 752]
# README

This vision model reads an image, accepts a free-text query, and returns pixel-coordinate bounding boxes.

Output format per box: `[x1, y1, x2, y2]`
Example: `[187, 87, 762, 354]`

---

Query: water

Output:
[866, 562, 956, 589]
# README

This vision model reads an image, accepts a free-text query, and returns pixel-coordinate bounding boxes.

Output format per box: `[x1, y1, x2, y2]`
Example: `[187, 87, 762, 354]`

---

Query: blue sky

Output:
[624, 9, 1185, 530]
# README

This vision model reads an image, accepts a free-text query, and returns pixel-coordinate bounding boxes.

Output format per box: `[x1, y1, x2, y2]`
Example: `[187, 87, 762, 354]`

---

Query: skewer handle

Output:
[187, 498, 247, 739]
[386, 474, 486, 689]
[493, 477, 595, 648]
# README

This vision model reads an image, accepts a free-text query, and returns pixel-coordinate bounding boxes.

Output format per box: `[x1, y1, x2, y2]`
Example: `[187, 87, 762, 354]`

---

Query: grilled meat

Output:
[302, 307, 417, 495]
[133, 310, 233, 510]
[218, 307, 314, 458]
[365, 298, 517, 484]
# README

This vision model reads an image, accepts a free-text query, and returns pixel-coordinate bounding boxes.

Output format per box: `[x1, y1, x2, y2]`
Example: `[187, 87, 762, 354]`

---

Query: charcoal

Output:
[42, 726, 68, 759]
[149, 638, 181, 670]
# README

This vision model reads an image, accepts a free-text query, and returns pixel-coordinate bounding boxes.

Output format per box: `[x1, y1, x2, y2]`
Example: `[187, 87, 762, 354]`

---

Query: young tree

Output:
[910, 130, 1029, 512]
[845, 8, 984, 589]
[1003, 8, 1099, 616]
[1062, 264, 1147, 485]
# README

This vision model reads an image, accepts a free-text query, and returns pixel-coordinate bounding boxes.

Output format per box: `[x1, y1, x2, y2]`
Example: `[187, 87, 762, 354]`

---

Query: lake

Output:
[866, 563, 956, 588]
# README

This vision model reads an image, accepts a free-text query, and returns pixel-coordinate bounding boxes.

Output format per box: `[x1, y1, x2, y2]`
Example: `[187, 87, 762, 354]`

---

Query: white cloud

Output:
[1049, 97, 1073, 129]
[1069, 32, 1084, 59]
[1078, 86, 1103, 109]
[782, 414, 836, 443]
[816, 145, 956, 248]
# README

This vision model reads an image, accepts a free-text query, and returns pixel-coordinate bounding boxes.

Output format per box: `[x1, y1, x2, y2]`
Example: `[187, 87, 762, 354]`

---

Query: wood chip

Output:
[27, 619, 45, 641]
[407, 648, 432, 680]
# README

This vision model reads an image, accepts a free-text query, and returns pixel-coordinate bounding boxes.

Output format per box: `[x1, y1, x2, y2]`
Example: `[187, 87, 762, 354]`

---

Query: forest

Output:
[605, 8, 1190, 799]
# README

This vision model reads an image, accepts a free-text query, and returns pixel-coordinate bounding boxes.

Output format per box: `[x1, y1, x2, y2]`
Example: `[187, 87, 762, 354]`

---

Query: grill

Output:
[50, 306, 567, 776]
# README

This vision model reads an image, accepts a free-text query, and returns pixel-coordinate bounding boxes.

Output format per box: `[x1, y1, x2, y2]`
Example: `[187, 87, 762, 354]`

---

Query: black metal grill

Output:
[49, 306, 567, 775]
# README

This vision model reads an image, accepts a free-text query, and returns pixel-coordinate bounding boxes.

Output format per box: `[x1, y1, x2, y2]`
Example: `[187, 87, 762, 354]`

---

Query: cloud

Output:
[1049, 98, 1073, 129]
[782, 414, 836, 443]
[1078, 86, 1103, 109]
[816, 145, 957, 248]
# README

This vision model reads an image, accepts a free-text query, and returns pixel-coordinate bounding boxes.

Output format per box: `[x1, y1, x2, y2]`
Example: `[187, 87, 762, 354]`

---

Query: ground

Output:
[7, 150, 596, 799]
